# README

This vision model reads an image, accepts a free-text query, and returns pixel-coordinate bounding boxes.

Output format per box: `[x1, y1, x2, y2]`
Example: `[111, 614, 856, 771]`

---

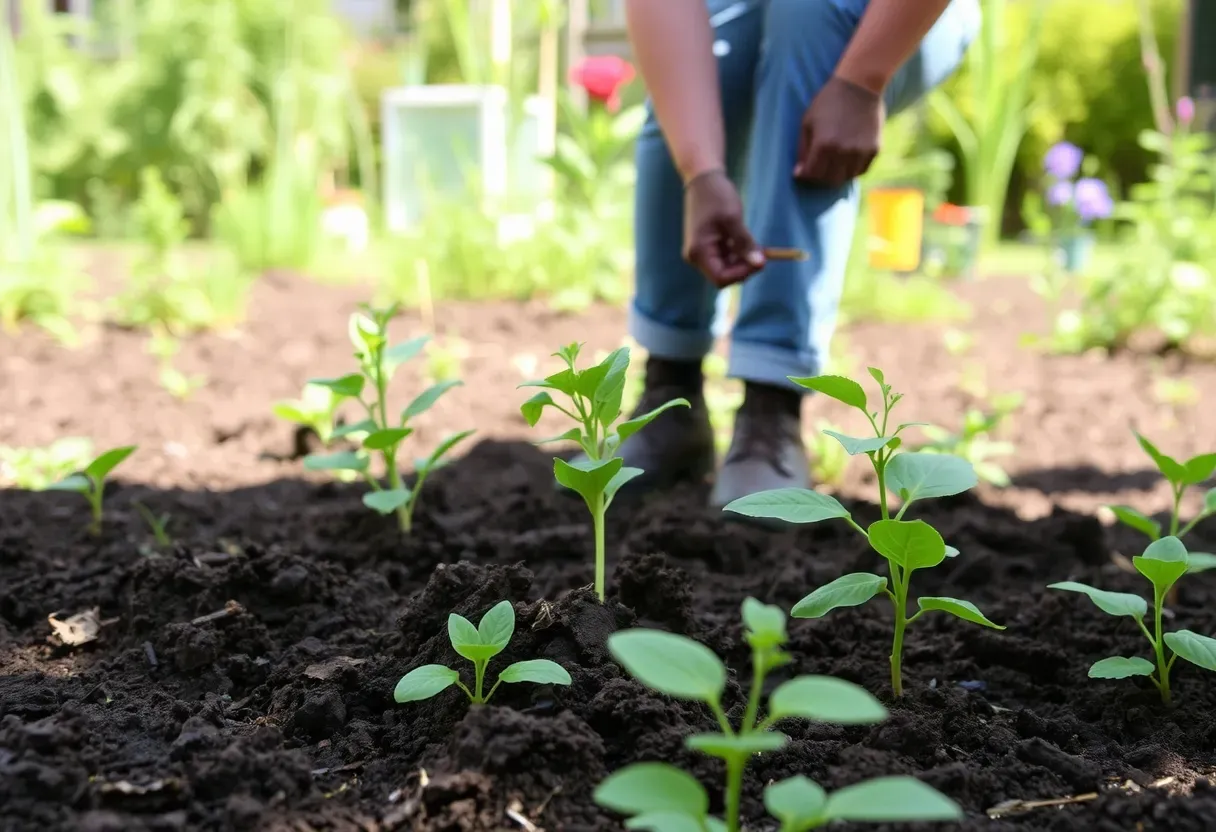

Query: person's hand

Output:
[682, 169, 766, 288]
[793, 75, 885, 189]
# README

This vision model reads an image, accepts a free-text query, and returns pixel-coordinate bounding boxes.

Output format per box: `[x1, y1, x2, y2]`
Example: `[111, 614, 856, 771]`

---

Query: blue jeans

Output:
[630, 0, 981, 390]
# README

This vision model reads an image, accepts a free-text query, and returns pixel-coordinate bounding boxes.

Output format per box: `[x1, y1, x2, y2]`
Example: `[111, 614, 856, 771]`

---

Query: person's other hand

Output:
[682, 170, 766, 288]
[793, 75, 885, 189]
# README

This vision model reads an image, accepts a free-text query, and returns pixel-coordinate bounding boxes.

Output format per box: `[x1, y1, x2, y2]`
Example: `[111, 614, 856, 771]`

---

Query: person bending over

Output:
[601, 0, 980, 507]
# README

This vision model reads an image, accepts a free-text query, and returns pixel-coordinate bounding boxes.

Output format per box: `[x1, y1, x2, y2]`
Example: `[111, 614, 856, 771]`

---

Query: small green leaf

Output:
[1186, 552, 1216, 574]
[868, 519, 946, 571]
[332, 418, 377, 439]
[521, 391, 557, 426]
[45, 473, 90, 493]
[1135, 431, 1187, 483]
[1134, 536, 1190, 590]
[402, 380, 462, 421]
[534, 427, 583, 446]
[384, 336, 430, 367]
[1183, 452, 1216, 485]
[84, 446, 137, 480]
[723, 488, 850, 524]
[498, 659, 572, 686]
[885, 453, 978, 503]
[789, 374, 867, 409]
[1048, 582, 1147, 619]
[448, 613, 483, 658]
[477, 600, 515, 650]
[593, 762, 709, 816]
[764, 776, 827, 829]
[741, 598, 787, 649]
[624, 813, 707, 832]
[824, 776, 962, 823]
[362, 488, 411, 514]
[422, 429, 475, 470]
[554, 456, 623, 503]
[363, 428, 412, 450]
[917, 597, 1004, 629]
[607, 629, 727, 703]
[791, 573, 887, 619]
[1164, 630, 1216, 672]
[944, 545, 960, 558]
[1088, 656, 1155, 679]
[309, 373, 365, 398]
[394, 664, 460, 702]
[823, 431, 894, 455]
[768, 676, 888, 724]
[1108, 505, 1161, 540]
[303, 451, 369, 472]
[271, 403, 310, 424]
[685, 732, 786, 758]
[867, 367, 886, 386]
[604, 467, 644, 503]
[617, 398, 690, 442]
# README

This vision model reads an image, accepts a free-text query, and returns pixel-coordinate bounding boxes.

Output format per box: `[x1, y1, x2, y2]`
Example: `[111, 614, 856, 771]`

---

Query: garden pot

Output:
[926, 203, 984, 280]
[866, 187, 925, 273]
[1057, 231, 1094, 273]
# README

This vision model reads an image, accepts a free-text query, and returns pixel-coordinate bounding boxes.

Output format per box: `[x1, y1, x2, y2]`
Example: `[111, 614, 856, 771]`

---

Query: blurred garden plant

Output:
[915, 393, 1023, 487]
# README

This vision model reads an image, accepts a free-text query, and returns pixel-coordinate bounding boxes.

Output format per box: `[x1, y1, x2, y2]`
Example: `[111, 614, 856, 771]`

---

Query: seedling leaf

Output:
[791, 573, 887, 619]
[85, 446, 136, 480]
[1048, 582, 1147, 618]
[823, 431, 894, 455]
[422, 430, 476, 470]
[1088, 656, 1155, 679]
[624, 813, 706, 832]
[332, 418, 377, 439]
[868, 519, 946, 571]
[608, 630, 727, 703]
[764, 776, 827, 828]
[789, 374, 866, 409]
[1135, 431, 1187, 483]
[1183, 453, 1216, 485]
[741, 598, 787, 649]
[768, 676, 888, 724]
[448, 613, 485, 661]
[1108, 505, 1161, 540]
[1163, 630, 1216, 672]
[824, 776, 963, 822]
[498, 659, 572, 685]
[46, 473, 90, 493]
[885, 453, 978, 503]
[310, 373, 365, 398]
[617, 398, 690, 442]
[384, 336, 429, 367]
[686, 732, 787, 757]
[402, 380, 461, 421]
[304, 451, 369, 472]
[554, 456, 623, 502]
[917, 597, 1005, 629]
[593, 762, 710, 816]
[363, 428, 412, 450]
[1186, 553, 1216, 574]
[605, 467, 644, 503]
[393, 664, 460, 702]
[723, 488, 850, 524]
[521, 391, 556, 426]
[944, 545, 961, 558]
[477, 600, 515, 650]
[363, 489, 411, 514]
[1134, 536, 1190, 589]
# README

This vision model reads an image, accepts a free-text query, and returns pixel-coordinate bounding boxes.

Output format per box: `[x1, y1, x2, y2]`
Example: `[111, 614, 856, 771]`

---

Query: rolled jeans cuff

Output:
[628, 303, 716, 362]
[727, 340, 819, 392]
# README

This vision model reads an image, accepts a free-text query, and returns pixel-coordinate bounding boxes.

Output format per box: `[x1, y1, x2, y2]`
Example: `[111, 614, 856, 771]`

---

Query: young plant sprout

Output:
[299, 303, 474, 533]
[1107, 431, 1216, 585]
[519, 343, 688, 601]
[724, 370, 1004, 696]
[46, 445, 137, 535]
[272, 381, 344, 446]
[596, 599, 961, 832]
[393, 600, 571, 706]
[1049, 536, 1216, 706]
[132, 501, 172, 548]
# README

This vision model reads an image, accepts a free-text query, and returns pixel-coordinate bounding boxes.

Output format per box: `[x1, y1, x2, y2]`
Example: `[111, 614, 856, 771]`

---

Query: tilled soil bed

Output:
[2, 273, 1215, 831]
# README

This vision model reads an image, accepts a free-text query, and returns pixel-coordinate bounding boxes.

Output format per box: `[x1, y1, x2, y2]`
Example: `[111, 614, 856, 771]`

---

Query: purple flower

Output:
[1177, 96, 1195, 125]
[1074, 178, 1113, 222]
[1044, 141, 1083, 180]
[1046, 180, 1074, 207]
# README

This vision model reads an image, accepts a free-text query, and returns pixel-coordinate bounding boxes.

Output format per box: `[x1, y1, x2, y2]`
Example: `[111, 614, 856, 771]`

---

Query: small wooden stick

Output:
[763, 247, 810, 261]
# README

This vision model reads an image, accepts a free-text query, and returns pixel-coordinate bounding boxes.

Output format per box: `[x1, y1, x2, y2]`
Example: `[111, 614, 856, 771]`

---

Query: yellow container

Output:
[866, 187, 925, 272]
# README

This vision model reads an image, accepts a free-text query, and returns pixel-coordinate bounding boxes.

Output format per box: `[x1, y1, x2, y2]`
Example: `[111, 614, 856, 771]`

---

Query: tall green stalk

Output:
[930, 0, 1048, 249]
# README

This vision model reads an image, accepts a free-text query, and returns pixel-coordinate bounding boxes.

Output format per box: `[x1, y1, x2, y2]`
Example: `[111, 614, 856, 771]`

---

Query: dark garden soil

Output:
[2, 271, 1215, 831]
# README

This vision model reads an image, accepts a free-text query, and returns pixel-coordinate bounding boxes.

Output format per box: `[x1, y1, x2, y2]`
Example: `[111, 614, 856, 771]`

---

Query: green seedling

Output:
[917, 395, 1022, 487]
[519, 343, 688, 601]
[45, 445, 137, 535]
[300, 303, 474, 533]
[273, 381, 344, 445]
[394, 600, 572, 706]
[597, 599, 961, 832]
[1107, 432, 1216, 591]
[1049, 536, 1216, 706]
[725, 370, 1004, 696]
[133, 501, 173, 548]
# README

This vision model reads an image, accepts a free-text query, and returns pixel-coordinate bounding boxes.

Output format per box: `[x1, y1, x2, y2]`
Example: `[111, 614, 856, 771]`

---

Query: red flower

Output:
[932, 203, 971, 226]
[570, 56, 636, 112]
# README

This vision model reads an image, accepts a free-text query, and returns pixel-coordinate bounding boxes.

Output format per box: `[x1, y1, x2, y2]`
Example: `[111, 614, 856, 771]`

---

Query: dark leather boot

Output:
[559, 357, 715, 498]
[710, 382, 810, 512]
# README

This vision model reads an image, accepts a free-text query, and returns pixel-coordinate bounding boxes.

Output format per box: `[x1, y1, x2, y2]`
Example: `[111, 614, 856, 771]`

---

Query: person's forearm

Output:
[834, 0, 954, 95]
[625, 0, 724, 183]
